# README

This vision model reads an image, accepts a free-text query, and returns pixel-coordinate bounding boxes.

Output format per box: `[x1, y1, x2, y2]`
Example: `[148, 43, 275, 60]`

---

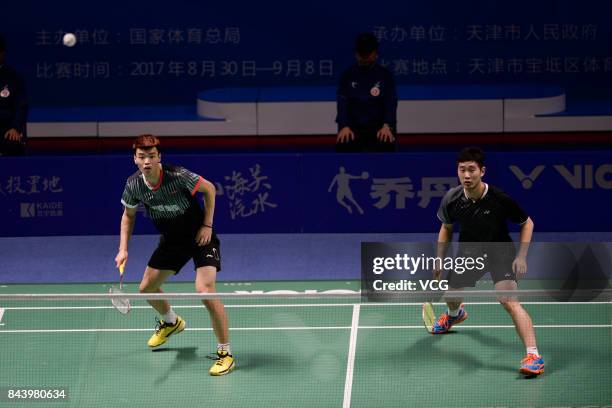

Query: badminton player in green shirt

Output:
[115, 134, 234, 376]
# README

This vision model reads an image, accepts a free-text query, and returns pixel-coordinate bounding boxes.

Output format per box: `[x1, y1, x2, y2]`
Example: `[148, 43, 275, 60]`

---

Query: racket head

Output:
[109, 286, 131, 315]
[422, 302, 436, 333]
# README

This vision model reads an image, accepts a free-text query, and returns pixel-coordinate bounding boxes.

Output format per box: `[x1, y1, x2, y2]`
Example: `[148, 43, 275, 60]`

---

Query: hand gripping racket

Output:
[110, 263, 131, 314]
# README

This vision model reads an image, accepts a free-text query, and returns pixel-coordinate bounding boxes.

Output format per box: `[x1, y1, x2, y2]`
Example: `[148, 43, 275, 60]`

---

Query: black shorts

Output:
[447, 261, 516, 289]
[147, 235, 221, 274]
[447, 244, 516, 289]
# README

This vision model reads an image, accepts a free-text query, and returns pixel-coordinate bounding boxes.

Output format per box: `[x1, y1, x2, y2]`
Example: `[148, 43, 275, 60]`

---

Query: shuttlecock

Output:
[63, 33, 77, 47]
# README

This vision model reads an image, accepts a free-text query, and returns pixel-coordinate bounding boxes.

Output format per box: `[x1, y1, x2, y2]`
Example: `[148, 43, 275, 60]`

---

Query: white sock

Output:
[526, 347, 540, 357]
[162, 308, 177, 325]
[448, 307, 460, 317]
[217, 343, 232, 355]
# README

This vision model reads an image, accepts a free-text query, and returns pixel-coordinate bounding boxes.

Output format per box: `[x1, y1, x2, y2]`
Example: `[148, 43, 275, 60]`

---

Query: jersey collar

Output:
[142, 163, 164, 191]
[463, 182, 488, 202]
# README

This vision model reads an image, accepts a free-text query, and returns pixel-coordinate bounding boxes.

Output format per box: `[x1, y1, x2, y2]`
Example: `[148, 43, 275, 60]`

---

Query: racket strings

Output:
[111, 297, 130, 311]
[109, 286, 131, 314]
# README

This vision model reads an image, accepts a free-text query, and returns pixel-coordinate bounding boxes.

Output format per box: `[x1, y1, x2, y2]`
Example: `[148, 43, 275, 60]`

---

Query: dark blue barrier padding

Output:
[0, 152, 610, 236]
[1, 233, 610, 283]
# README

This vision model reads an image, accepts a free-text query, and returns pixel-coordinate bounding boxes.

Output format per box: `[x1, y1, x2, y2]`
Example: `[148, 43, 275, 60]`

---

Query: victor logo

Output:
[510, 164, 612, 190]
[553, 164, 612, 189]
[509, 165, 545, 189]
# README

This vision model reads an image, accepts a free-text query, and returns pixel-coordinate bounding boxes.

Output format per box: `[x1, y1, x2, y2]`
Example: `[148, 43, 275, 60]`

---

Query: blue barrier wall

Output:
[1, 234, 610, 283]
[1, 152, 610, 236]
[3, 0, 612, 107]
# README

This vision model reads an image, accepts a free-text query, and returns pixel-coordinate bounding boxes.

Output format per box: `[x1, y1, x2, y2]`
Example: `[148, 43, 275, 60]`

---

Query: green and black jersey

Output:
[121, 164, 209, 242]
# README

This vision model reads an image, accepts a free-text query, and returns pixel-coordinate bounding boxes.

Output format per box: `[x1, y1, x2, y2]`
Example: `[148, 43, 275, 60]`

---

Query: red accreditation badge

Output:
[370, 86, 380, 97]
[0, 86, 9, 98]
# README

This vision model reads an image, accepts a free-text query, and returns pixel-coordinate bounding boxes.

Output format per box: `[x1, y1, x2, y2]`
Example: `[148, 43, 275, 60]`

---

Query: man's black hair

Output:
[457, 147, 486, 168]
[355, 32, 378, 56]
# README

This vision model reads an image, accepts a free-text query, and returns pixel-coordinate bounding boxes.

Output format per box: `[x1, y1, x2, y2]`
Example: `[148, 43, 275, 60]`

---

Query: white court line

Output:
[343, 305, 360, 408]
[359, 324, 612, 329]
[3, 301, 611, 310]
[1, 304, 355, 310]
[0, 326, 351, 333]
[0, 308, 4, 326]
[0, 323, 610, 334]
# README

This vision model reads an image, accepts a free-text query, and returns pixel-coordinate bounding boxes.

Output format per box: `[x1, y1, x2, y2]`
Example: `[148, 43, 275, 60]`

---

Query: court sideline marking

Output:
[343, 305, 360, 408]
[0, 308, 4, 326]
[0, 324, 610, 334]
[2, 301, 611, 311]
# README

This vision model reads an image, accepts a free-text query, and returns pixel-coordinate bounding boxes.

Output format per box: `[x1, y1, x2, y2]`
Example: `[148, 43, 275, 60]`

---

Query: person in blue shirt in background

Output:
[0, 34, 28, 157]
[336, 32, 398, 153]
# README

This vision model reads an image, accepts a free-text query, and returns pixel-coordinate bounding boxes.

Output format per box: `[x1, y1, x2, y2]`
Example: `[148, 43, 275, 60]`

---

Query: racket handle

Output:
[119, 263, 125, 276]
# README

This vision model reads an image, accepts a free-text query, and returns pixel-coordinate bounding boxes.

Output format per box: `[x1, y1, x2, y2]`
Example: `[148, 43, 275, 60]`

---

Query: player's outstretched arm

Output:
[115, 206, 137, 268]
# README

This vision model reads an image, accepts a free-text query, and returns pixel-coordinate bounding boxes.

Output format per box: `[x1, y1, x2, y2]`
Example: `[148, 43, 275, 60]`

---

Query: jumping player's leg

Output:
[495, 279, 544, 375]
[430, 268, 478, 334]
[142, 241, 192, 348]
[196, 265, 234, 375]
[195, 266, 229, 344]
[495, 279, 537, 348]
[139, 267, 175, 315]
[140, 266, 187, 347]
[431, 290, 468, 334]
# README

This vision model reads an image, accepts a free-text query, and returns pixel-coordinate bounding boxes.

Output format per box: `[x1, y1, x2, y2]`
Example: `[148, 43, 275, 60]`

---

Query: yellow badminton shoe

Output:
[147, 316, 186, 348]
[209, 349, 235, 376]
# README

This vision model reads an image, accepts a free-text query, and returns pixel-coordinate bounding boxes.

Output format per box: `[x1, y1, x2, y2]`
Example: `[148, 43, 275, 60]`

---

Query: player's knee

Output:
[139, 281, 157, 293]
[196, 281, 215, 294]
[202, 299, 216, 310]
[196, 282, 219, 309]
[499, 298, 519, 312]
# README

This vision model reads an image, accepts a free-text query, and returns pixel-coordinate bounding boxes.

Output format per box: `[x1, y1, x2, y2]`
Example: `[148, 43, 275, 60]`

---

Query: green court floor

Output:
[0, 281, 610, 408]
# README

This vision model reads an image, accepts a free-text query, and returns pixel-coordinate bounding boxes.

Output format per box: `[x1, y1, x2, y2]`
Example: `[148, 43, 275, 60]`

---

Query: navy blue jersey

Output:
[0, 64, 28, 136]
[336, 63, 397, 129]
[437, 184, 528, 242]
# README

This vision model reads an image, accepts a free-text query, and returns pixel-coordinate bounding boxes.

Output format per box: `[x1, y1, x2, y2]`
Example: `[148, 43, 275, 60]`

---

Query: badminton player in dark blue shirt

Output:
[432, 147, 544, 376]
